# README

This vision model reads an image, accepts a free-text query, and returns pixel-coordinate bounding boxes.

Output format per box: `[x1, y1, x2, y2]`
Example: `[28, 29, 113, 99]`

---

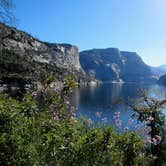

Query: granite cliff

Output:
[0, 23, 159, 87]
[79, 48, 157, 83]
[158, 74, 166, 86]
[0, 23, 86, 87]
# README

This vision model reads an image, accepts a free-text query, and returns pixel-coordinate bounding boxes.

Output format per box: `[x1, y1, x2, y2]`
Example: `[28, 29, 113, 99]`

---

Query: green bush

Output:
[0, 87, 165, 165]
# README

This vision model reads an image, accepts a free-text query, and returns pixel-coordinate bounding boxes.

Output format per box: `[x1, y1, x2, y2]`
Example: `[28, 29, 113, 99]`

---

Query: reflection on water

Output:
[70, 83, 166, 128]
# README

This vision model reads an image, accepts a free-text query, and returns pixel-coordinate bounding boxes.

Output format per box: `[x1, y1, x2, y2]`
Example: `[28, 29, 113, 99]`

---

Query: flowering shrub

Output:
[0, 85, 165, 165]
[128, 90, 166, 165]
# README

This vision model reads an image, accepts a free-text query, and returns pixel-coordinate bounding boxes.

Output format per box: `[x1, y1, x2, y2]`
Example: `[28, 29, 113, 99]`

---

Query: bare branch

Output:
[0, 0, 15, 25]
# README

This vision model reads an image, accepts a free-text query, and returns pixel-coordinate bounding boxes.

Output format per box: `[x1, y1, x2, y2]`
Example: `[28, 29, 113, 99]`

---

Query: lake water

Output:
[70, 83, 166, 129]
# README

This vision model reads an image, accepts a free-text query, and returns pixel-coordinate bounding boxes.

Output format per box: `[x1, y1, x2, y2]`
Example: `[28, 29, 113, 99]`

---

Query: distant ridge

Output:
[158, 74, 166, 86]
[150, 65, 166, 77]
[79, 48, 157, 83]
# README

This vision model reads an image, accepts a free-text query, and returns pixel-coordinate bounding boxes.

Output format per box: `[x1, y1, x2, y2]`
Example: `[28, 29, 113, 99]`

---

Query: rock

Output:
[79, 48, 124, 82]
[121, 51, 156, 83]
[0, 23, 158, 86]
[0, 23, 83, 73]
[157, 74, 166, 86]
[0, 23, 86, 86]
[79, 48, 157, 83]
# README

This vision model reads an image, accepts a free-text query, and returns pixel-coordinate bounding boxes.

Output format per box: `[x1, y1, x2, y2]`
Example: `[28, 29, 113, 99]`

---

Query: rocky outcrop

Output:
[0, 23, 82, 72]
[158, 74, 166, 86]
[121, 51, 156, 83]
[79, 48, 157, 83]
[79, 48, 124, 82]
[0, 23, 159, 86]
[0, 23, 86, 85]
[150, 65, 166, 77]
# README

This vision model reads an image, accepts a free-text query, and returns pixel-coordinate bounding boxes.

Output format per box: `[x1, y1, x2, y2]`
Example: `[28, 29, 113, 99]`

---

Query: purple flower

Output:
[114, 112, 120, 116]
[155, 135, 162, 142]
[24, 84, 31, 91]
[152, 138, 157, 145]
[101, 117, 107, 124]
[87, 118, 93, 126]
[128, 118, 134, 123]
[145, 116, 154, 124]
[146, 137, 152, 144]
[124, 126, 129, 130]
[71, 116, 77, 123]
[135, 124, 139, 129]
[3, 84, 7, 88]
[115, 119, 122, 128]
[95, 112, 102, 117]
[31, 91, 38, 98]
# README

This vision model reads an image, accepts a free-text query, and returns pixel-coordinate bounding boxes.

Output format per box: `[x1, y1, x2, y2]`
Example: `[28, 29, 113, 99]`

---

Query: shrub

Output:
[1, 87, 165, 165]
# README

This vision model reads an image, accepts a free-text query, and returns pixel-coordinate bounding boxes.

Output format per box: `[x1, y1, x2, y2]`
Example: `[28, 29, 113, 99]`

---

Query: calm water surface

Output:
[70, 83, 166, 129]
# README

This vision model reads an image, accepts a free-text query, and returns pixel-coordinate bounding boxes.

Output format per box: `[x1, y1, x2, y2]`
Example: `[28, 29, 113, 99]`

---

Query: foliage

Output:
[128, 90, 166, 165]
[0, 77, 165, 166]
[0, 84, 150, 166]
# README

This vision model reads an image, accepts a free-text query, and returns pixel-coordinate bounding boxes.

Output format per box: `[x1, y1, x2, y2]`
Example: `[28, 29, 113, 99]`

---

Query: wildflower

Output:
[70, 106, 75, 111]
[3, 84, 7, 89]
[124, 126, 129, 130]
[115, 119, 122, 128]
[126, 118, 134, 128]
[149, 117, 154, 121]
[155, 135, 162, 142]
[102, 117, 107, 124]
[53, 114, 59, 121]
[135, 124, 139, 129]
[113, 115, 118, 119]
[87, 118, 93, 126]
[114, 112, 120, 116]
[70, 107, 76, 116]
[71, 116, 77, 123]
[64, 96, 69, 105]
[146, 137, 152, 144]
[70, 111, 76, 117]
[134, 124, 142, 134]
[145, 116, 154, 124]
[65, 101, 70, 105]
[128, 118, 134, 123]
[24, 84, 31, 91]
[152, 138, 157, 145]
[113, 112, 121, 121]
[95, 112, 102, 117]
[144, 127, 152, 134]
[31, 91, 38, 98]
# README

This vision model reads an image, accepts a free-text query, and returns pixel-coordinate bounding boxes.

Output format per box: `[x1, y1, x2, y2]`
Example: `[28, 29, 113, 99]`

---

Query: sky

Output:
[13, 0, 166, 66]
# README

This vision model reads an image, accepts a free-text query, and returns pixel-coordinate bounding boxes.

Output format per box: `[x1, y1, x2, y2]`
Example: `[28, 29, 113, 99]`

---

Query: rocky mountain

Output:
[0, 23, 159, 87]
[159, 65, 166, 71]
[0, 23, 87, 87]
[79, 48, 124, 82]
[150, 65, 166, 77]
[157, 74, 166, 86]
[79, 48, 157, 83]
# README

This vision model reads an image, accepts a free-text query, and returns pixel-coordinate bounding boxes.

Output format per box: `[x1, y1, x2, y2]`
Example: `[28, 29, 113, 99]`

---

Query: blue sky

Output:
[13, 0, 166, 66]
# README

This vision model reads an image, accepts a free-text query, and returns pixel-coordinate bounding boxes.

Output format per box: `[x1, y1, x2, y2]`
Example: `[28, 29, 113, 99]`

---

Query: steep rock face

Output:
[44, 42, 81, 71]
[79, 48, 125, 82]
[0, 23, 82, 72]
[80, 48, 156, 83]
[0, 23, 85, 85]
[121, 51, 155, 83]
[158, 74, 166, 85]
